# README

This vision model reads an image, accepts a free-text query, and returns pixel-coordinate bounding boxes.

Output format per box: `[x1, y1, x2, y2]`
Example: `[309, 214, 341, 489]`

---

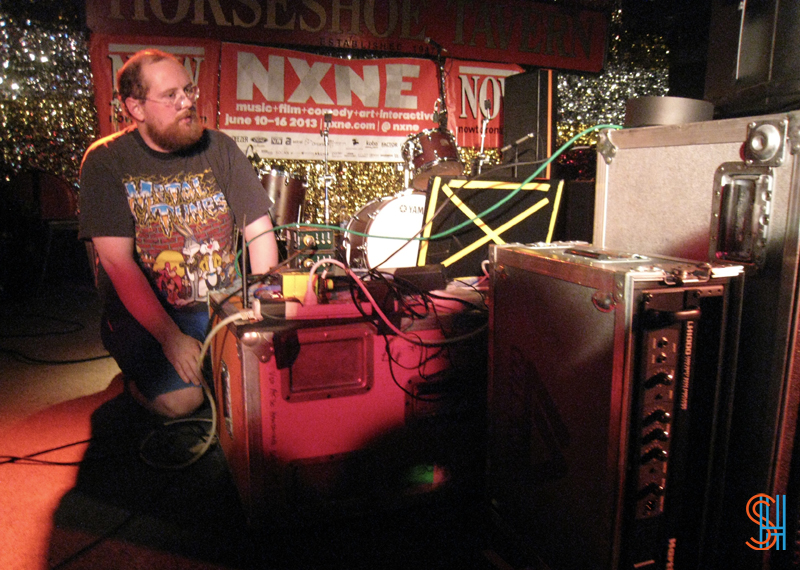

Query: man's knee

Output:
[152, 386, 204, 418]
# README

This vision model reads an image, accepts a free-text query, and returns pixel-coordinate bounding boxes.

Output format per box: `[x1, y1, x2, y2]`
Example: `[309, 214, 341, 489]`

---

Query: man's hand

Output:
[161, 331, 204, 386]
[93, 236, 205, 385]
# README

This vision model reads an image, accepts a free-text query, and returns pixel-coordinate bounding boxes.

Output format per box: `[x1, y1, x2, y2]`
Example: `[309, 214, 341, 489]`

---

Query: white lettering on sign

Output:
[335, 65, 380, 107]
[237, 52, 285, 101]
[236, 51, 419, 109]
[384, 63, 419, 109]
[462, 76, 502, 119]
[287, 58, 334, 104]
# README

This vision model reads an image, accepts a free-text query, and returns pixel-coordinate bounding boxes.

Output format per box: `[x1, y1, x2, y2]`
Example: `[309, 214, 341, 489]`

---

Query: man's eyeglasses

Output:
[144, 85, 199, 107]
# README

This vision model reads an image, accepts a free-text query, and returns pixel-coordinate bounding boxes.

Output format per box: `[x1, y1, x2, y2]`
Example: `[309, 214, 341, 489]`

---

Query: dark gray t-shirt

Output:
[79, 127, 271, 309]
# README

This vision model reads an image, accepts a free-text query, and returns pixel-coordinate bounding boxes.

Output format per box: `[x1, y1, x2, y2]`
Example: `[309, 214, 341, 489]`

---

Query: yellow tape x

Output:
[418, 178, 564, 268]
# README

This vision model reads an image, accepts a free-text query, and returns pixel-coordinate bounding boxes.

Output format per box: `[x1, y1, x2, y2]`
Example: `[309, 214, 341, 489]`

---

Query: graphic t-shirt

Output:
[79, 127, 271, 309]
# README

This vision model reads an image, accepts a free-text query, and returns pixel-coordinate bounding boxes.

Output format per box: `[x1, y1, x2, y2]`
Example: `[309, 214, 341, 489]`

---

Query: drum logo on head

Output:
[399, 204, 424, 214]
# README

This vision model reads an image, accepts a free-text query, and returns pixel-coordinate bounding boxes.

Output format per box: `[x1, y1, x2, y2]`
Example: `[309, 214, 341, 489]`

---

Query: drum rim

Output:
[407, 126, 458, 139]
[262, 167, 305, 181]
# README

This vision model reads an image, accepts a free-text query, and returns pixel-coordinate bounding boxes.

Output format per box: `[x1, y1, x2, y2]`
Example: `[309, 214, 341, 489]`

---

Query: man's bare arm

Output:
[244, 214, 279, 274]
[92, 236, 204, 386]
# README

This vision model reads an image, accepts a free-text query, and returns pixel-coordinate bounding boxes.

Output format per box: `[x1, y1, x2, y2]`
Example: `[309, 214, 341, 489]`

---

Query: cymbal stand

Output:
[320, 113, 333, 225]
[403, 139, 416, 190]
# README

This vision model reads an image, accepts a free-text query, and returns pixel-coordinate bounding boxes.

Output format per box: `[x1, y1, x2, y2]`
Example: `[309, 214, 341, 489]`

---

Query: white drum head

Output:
[356, 192, 427, 269]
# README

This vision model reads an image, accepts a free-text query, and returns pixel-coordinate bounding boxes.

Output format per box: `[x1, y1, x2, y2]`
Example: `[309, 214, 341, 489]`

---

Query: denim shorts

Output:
[101, 302, 210, 401]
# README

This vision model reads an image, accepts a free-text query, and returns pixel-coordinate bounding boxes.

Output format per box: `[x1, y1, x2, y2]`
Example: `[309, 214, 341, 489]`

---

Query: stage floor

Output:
[0, 271, 530, 570]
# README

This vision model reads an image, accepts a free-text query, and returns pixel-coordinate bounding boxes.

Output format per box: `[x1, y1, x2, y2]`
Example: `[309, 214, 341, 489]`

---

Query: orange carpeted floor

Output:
[0, 265, 519, 570]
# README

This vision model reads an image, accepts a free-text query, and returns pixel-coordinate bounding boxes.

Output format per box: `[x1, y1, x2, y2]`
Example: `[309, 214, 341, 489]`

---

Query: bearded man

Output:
[79, 49, 278, 418]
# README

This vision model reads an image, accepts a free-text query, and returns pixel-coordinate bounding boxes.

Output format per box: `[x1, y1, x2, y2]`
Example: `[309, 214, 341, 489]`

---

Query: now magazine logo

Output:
[746, 494, 786, 550]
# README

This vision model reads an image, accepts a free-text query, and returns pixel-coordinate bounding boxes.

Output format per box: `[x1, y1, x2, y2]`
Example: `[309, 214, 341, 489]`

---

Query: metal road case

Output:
[208, 290, 487, 527]
[594, 113, 800, 569]
[487, 243, 743, 570]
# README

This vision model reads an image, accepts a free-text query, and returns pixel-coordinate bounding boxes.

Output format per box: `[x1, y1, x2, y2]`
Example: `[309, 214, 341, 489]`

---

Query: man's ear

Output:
[124, 97, 145, 122]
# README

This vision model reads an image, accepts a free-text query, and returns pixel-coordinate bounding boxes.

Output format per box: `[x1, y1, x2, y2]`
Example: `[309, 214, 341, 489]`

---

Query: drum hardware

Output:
[424, 37, 447, 55]
[427, 37, 449, 131]
[320, 112, 334, 225]
[401, 144, 414, 189]
[500, 132, 535, 179]
[398, 39, 464, 191]
[473, 99, 491, 177]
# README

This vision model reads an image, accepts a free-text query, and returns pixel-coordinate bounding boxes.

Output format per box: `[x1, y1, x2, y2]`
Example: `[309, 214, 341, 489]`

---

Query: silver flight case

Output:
[594, 112, 800, 569]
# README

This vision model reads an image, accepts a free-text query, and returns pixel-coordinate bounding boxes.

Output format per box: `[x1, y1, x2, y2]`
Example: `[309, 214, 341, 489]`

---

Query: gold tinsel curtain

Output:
[0, 0, 668, 214]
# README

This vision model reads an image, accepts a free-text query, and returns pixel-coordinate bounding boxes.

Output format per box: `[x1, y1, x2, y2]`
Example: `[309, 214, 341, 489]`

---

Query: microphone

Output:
[481, 100, 491, 135]
[500, 132, 535, 153]
[424, 37, 447, 53]
[321, 113, 332, 137]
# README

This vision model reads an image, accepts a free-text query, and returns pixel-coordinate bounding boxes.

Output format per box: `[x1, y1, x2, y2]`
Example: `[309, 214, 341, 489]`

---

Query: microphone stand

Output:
[500, 133, 535, 180]
[320, 113, 333, 225]
[474, 100, 490, 176]
[403, 139, 415, 190]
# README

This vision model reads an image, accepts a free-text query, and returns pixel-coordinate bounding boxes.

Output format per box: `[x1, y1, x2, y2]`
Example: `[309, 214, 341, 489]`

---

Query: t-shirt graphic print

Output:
[124, 167, 236, 307]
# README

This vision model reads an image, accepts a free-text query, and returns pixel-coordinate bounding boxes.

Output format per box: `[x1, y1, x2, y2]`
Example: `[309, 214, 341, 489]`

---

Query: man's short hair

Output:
[116, 49, 178, 102]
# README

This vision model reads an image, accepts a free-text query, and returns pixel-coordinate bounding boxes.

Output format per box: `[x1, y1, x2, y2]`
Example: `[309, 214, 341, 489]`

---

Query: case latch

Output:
[744, 119, 787, 167]
[240, 330, 274, 363]
[597, 129, 618, 165]
[709, 162, 771, 271]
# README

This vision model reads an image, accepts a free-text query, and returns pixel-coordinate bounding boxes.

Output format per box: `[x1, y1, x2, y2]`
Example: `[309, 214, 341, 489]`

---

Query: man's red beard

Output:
[146, 108, 204, 152]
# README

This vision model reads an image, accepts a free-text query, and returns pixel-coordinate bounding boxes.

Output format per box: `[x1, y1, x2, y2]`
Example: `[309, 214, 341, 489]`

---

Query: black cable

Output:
[382, 334, 447, 403]
[0, 348, 112, 365]
[0, 438, 93, 466]
[49, 513, 136, 570]
[48, 466, 179, 570]
[0, 313, 85, 338]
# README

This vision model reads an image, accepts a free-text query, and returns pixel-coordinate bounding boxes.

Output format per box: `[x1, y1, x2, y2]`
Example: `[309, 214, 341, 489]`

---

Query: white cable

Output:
[141, 300, 263, 470]
[304, 258, 344, 305]
[481, 259, 491, 279]
[198, 301, 262, 371]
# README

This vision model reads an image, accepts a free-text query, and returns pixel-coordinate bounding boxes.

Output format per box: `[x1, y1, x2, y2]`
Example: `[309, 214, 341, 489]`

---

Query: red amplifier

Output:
[209, 292, 486, 526]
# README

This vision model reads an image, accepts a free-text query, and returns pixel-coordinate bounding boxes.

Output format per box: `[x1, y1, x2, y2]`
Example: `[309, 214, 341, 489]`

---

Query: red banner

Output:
[443, 59, 524, 149]
[87, 37, 540, 163]
[88, 35, 221, 138]
[218, 44, 440, 162]
[85, 0, 608, 73]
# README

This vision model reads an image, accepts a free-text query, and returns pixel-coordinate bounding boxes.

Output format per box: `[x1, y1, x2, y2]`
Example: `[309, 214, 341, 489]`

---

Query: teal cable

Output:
[245, 123, 624, 247]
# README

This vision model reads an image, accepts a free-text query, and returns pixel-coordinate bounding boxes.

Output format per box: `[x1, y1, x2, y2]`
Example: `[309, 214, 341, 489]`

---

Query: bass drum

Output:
[402, 128, 463, 190]
[344, 191, 427, 270]
[260, 169, 306, 228]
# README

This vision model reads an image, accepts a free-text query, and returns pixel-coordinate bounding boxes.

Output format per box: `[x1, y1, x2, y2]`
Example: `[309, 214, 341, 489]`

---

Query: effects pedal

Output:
[286, 226, 338, 269]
